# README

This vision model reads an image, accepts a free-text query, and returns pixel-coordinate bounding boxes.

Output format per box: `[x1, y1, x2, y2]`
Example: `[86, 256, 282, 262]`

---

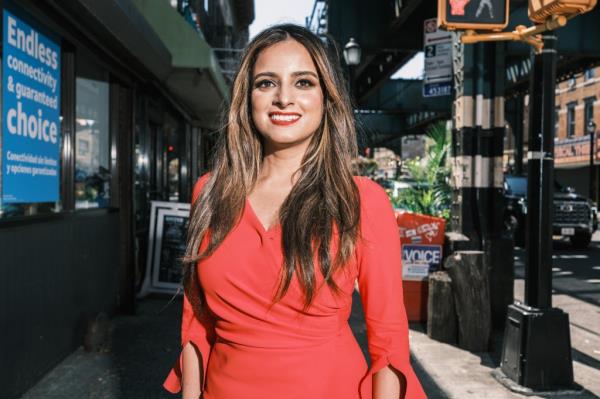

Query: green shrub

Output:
[391, 121, 452, 221]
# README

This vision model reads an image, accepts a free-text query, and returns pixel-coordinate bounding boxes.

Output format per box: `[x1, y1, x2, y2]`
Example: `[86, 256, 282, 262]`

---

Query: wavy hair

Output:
[183, 24, 360, 311]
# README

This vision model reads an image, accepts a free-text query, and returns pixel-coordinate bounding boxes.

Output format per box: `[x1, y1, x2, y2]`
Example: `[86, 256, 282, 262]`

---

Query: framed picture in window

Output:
[138, 201, 190, 296]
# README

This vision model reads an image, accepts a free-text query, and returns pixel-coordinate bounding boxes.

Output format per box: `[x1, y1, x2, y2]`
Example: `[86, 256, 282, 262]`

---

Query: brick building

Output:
[505, 66, 600, 202]
[554, 67, 599, 201]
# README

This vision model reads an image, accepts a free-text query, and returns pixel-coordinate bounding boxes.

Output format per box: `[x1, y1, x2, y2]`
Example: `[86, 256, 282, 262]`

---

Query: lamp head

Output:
[343, 38, 361, 66]
[588, 119, 597, 134]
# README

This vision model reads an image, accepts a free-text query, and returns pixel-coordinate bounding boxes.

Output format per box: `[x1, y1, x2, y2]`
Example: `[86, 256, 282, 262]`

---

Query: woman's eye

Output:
[256, 80, 275, 89]
[296, 79, 314, 88]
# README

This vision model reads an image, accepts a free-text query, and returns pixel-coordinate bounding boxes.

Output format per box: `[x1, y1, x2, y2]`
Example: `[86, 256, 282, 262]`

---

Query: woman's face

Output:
[251, 39, 324, 152]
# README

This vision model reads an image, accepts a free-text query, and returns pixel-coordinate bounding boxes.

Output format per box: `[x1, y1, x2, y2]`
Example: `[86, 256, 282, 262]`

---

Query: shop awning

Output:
[71, 0, 230, 125]
[131, 0, 230, 125]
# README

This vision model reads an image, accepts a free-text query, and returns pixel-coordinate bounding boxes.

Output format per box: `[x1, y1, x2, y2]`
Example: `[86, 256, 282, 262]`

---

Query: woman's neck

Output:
[259, 144, 307, 186]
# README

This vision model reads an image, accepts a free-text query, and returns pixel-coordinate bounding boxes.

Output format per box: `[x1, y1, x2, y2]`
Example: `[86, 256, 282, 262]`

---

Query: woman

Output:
[163, 24, 426, 399]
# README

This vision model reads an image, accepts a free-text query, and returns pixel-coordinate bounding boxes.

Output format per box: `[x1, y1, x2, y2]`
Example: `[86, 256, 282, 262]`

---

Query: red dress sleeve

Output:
[163, 174, 216, 394]
[355, 177, 426, 399]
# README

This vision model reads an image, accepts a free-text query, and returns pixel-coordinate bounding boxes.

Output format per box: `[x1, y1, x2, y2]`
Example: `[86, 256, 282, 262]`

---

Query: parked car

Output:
[504, 175, 598, 248]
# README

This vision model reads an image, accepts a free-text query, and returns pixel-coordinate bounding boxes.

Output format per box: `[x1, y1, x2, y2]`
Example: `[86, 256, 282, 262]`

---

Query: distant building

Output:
[401, 135, 427, 160]
[373, 147, 400, 179]
[504, 66, 599, 201]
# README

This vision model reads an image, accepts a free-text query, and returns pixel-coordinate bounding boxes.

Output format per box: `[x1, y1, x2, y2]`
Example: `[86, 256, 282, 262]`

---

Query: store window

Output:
[74, 54, 111, 209]
[0, 9, 62, 219]
[164, 114, 182, 202]
[567, 102, 576, 137]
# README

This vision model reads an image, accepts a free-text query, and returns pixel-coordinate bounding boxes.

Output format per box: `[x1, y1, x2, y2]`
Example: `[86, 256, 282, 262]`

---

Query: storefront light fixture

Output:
[587, 119, 596, 135]
[343, 38, 361, 66]
[76, 118, 95, 127]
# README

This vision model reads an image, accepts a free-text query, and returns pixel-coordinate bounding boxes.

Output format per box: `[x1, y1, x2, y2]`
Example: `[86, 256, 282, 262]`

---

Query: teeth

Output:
[270, 114, 300, 121]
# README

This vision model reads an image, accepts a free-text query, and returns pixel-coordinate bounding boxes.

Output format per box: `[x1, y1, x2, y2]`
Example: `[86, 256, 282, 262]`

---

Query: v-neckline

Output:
[245, 199, 280, 236]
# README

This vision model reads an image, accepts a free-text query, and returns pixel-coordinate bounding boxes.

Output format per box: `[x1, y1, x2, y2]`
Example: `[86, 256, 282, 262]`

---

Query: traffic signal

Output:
[529, 0, 597, 23]
[438, 0, 509, 31]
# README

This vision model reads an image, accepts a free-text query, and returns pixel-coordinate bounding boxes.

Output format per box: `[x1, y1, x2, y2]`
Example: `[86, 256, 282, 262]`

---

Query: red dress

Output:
[163, 175, 426, 398]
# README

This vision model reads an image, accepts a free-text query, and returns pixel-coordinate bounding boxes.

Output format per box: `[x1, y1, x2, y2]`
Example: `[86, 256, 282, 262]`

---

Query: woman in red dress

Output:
[163, 24, 426, 399]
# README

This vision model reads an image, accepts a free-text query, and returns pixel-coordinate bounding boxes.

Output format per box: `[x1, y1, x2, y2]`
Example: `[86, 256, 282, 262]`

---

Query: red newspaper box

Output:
[395, 211, 446, 322]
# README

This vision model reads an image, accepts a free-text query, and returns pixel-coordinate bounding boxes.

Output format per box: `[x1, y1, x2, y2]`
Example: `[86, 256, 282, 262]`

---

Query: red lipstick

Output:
[269, 112, 301, 126]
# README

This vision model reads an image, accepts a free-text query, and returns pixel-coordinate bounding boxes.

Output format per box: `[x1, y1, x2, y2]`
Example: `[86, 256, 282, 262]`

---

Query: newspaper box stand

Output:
[395, 211, 446, 322]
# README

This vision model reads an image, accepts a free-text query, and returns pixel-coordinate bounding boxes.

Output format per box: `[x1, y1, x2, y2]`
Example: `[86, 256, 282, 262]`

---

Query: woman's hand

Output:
[181, 342, 203, 399]
[373, 365, 407, 399]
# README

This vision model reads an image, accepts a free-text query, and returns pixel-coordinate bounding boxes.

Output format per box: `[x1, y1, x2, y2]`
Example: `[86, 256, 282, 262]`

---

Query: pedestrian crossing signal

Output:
[438, 0, 509, 31]
[529, 0, 597, 23]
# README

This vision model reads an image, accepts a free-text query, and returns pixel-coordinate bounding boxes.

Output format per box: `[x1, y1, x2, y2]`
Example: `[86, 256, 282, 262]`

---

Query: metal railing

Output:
[306, 0, 328, 40]
[170, 1, 244, 84]
[213, 48, 243, 83]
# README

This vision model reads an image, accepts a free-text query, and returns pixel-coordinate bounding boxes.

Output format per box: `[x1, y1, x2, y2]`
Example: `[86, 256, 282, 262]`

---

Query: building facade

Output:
[505, 66, 599, 202]
[554, 67, 599, 199]
[0, 1, 252, 397]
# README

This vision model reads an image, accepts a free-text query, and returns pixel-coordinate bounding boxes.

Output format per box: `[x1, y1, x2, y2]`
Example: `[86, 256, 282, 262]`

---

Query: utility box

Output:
[500, 303, 574, 390]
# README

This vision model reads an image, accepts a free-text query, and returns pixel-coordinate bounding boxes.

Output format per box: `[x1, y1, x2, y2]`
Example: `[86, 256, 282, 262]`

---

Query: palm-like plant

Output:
[391, 121, 452, 221]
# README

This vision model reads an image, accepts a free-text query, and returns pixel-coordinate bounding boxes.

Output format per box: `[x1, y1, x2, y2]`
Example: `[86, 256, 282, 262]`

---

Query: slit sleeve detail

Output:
[355, 177, 426, 399]
[163, 174, 214, 394]
[163, 291, 216, 393]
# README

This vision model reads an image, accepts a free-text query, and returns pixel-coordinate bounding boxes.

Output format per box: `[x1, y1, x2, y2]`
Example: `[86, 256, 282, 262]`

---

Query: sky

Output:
[249, 0, 424, 80]
[249, 0, 314, 38]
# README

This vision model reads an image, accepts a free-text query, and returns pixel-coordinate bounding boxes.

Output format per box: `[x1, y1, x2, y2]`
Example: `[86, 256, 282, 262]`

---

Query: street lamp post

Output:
[343, 37, 361, 100]
[499, 32, 574, 391]
[588, 119, 596, 200]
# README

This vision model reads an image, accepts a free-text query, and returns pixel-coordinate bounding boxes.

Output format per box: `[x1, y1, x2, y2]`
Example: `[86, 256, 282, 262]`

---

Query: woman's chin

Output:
[262, 135, 313, 152]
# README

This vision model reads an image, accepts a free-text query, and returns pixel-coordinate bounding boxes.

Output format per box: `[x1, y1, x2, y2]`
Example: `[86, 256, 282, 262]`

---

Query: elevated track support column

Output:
[449, 37, 507, 249]
[448, 35, 513, 340]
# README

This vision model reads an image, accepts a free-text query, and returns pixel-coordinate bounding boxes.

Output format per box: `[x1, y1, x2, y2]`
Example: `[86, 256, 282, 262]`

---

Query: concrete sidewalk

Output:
[19, 281, 600, 398]
[410, 278, 600, 399]
[20, 296, 180, 399]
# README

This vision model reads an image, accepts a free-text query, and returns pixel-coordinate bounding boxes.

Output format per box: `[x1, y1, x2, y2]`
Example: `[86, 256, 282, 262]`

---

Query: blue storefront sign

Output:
[2, 9, 61, 203]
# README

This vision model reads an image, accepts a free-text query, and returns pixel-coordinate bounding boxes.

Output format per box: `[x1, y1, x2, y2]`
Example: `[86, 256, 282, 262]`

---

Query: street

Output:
[514, 236, 600, 306]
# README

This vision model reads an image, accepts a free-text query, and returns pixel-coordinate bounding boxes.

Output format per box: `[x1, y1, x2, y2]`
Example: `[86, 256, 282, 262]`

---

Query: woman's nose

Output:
[273, 84, 293, 107]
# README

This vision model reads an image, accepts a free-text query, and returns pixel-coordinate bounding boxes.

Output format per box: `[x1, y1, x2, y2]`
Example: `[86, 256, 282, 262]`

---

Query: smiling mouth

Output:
[269, 113, 301, 126]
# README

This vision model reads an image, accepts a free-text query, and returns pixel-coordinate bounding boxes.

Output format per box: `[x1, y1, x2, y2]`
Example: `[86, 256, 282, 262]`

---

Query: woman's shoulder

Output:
[352, 176, 390, 206]
[192, 172, 211, 203]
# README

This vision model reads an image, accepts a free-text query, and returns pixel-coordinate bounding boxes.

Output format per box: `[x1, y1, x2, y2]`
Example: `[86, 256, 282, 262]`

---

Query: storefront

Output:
[0, 1, 232, 397]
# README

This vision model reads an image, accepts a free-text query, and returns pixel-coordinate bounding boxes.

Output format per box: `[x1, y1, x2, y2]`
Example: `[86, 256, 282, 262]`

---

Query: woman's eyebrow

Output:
[253, 71, 318, 80]
[291, 71, 318, 78]
[254, 71, 277, 80]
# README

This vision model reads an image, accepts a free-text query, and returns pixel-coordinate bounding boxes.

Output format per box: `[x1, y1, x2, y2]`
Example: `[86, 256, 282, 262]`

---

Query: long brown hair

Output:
[183, 24, 360, 311]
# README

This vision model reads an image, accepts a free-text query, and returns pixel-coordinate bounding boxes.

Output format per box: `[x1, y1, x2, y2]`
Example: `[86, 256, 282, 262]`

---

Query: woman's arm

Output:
[181, 342, 203, 399]
[373, 365, 407, 399]
[354, 177, 426, 399]
[163, 175, 216, 395]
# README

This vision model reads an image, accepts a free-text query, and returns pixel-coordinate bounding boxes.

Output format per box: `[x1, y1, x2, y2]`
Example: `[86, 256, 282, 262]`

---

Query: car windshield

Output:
[505, 176, 527, 196]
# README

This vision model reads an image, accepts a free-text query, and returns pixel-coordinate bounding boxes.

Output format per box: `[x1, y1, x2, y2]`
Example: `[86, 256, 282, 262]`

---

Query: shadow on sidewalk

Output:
[24, 293, 450, 398]
[21, 296, 179, 399]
